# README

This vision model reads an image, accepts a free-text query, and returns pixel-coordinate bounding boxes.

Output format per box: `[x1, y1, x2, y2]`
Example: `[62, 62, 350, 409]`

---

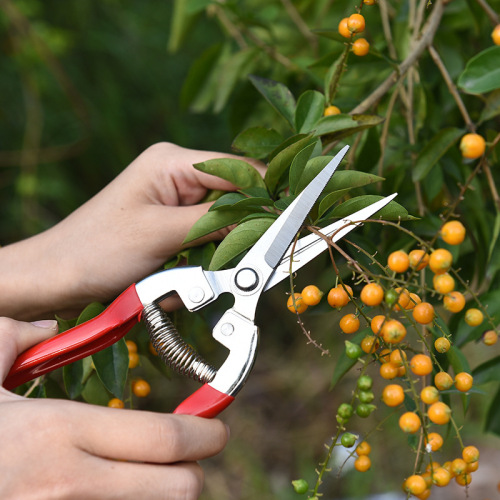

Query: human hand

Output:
[1, 142, 264, 319]
[0, 318, 229, 499]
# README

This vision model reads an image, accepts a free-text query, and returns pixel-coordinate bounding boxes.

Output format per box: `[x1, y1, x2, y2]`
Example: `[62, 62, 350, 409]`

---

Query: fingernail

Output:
[31, 319, 58, 329]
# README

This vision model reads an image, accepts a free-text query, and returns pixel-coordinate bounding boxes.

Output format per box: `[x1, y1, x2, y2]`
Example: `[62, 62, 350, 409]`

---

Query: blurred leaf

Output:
[82, 373, 109, 406]
[295, 90, 325, 133]
[412, 128, 463, 182]
[186, 242, 216, 268]
[484, 385, 500, 436]
[167, 0, 200, 53]
[209, 218, 275, 270]
[458, 46, 500, 94]
[183, 209, 252, 244]
[488, 210, 500, 262]
[480, 89, 500, 122]
[314, 114, 384, 142]
[194, 158, 266, 189]
[265, 134, 315, 194]
[357, 126, 381, 172]
[232, 127, 283, 159]
[92, 339, 129, 399]
[289, 142, 318, 194]
[446, 345, 471, 375]
[249, 75, 297, 129]
[328, 195, 414, 221]
[324, 53, 344, 104]
[63, 361, 84, 400]
[472, 355, 500, 385]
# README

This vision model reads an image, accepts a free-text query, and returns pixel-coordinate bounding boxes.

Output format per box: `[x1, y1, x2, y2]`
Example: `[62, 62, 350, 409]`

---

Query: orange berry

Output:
[381, 319, 407, 344]
[433, 273, 455, 294]
[404, 475, 427, 495]
[380, 362, 399, 380]
[352, 38, 370, 56]
[465, 308, 483, 326]
[412, 302, 435, 325]
[393, 287, 411, 311]
[415, 489, 431, 500]
[440, 220, 466, 245]
[354, 455, 371, 472]
[410, 354, 433, 376]
[466, 461, 479, 473]
[107, 398, 125, 409]
[407, 292, 421, 309]
[483, 330, 498, 346]
[149, 341, 159, 356]
[324, 105, 341, 116]
[347, 13, 365, 33]
[132, 379, 151, 397]
[434, 336, 451, 353]
[455, 473, 472, 486]
[360, 283, 384, 306]
[361, 335, 380, 353]
[428, 401, 451, 425]
[420, 385, 440, 405]
[128, 351, 140, 369]
[327, 285, 352, 308]
[382, 384, 405, 407]
[339, 313, 360, 334]
[355, 440, 371, 455]
[492, 24, 500, 45]
[429, 248, 453, 275]
[434, 371, 454, 390]
[371, 315, 386, 335]
[338, 17, 352, 38]
[126, 340, 138, 353]
[432, 467, 451, 487]
[451, 458, 467, 476]
[301, 285, 323, 306]
[399, 412, 421, 433]
[388, 250, 410, 273]
[389, 348, 407, 367]
[409, 249, 429, 270]
[287, 293, 308, 313]
[379, 348, 391, 363]
[363, 0, 376, 5]
[462, 445, 479, 463]
[425, 432, 444, 452]
[443, 291, 466, 313]
[455, 372, 473, 392]
[460, 133, 486, 159]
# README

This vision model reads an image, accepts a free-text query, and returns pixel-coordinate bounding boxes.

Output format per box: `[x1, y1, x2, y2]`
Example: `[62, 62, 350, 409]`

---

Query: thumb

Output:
[0, 318, 58, 383]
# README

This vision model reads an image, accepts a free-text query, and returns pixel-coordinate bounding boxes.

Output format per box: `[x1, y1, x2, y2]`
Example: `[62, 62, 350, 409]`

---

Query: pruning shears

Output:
[4, 146, 397, 418]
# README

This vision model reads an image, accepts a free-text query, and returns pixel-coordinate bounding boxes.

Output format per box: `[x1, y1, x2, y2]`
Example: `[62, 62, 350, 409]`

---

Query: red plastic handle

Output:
[173, 384, 234, 418]
[4, 285, 144, 390]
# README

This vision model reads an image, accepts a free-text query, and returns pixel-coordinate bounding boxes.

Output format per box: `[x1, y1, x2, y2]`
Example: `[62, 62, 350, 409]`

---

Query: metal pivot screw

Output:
[188, 287, 205, 303]
[235, 268, 259, 292]
[220, 323, 234, 336]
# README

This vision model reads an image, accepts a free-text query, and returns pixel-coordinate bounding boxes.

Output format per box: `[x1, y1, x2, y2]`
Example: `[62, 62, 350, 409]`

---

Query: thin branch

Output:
[280, 0, 318, 53]
[475, 0, 500, 25]
[379, 0, 398, 60]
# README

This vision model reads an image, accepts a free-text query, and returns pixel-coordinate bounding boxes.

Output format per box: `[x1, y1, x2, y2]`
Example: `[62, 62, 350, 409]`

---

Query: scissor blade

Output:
[263, 193, 398, 292]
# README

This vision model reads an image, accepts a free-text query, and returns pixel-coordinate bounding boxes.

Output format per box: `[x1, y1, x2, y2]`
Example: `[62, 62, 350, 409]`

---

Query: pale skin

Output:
[0, 142, 264, 499]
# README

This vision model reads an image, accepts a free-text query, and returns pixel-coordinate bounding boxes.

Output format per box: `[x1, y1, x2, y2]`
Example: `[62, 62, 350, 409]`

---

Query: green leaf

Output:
[76, 302, 105, 325]
[294, 90, 325, 134]
[209, 192, 273, 211]
[412, 128, 464, 182]
[458, 46, 500, 94]
[249, 75, 296, 129]
[446, 345, 471, 375]
[209, 218, 275, 270]
[472, 355, 500, 385]
[328, 195, 414, 221]
[194, 157, 266, 190]
[480, 89, 500, 122]
[330, 330, 366, 388]
[324, 53, 344, 104]
[313, 114, 384, 142]
[265, 134, 315, 194]
[232, 126, 283, 159]
[63, 360, 84, 400]
[186, 242, 216, 268]
[81, 373, 110, 406]
[484, 385, 500, 437]
[167, 0, 200, 53]
[488, 210, 500, 262]
[92, 339, 129, 399]
[183, 209, 252, 244]
[289, 142, 318, 194]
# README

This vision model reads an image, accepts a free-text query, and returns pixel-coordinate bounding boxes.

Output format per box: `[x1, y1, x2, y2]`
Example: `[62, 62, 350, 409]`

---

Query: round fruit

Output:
[287, 293, 308, 313]
[434, 337, 451, 353]
[409, 249, 429, 270]
[354, 455, 371, 472]
[399, 412, 421, 433]
[327, 285, 352, 308]
[433, 273, 455, 294]
[460, 133, 486, 159]
[292, 479, 309, 494]
[412, 302, 435, 325]
[420, 385, 440, 405]
[126, 340, 138, 353]
[371, 314, 386, 335]
[347, 13, 366, 34]
[440, 220, 466, 245]
[352, 38, 370, 56]
[455, 372, 473, 392]
[388, 250, 410, 273]
[361, 335, 380, 353]
[356, 440, 371, 455]
[425, 432, 444, 452]
[410, 354, 433, 376]
[434, 371, 454, 390]
[389, 349, 407, 367]
[381, 319, 407, 344]
[358, 390, 375, 403]
[360, 282, 384, 306]
[324, 105, 341, 116]
[429, 248, 453, 275]
[301, 285, 323, 306]
[404, 475, 427, 495]
[428, 401, 451, 425]
[108, 398, 125, 409]
[382, 384, 405, 407]
[492, 24, 500, 45]
[132, 379, 151, 397]
[129, 351, 140, 369]
[356, 403, 376, 417]
[455, 473, 472, 486]
[451, 458, 467, 476]
[443, 291, 466, 313]
[462, 445, 479, 463]
[483, 330, 498, 345]
[340, 313, 360, 334]
[380, 362, 399, 380]
[337, 402, 354, 419]
[465, 308, 483, 326]
[149, 341, 159, 356]
[363, 0, 375, 5]
[340, 432, 357, 448]
[432, 467, 451, 487]
[345, 340, 363, 359]
[466, 461, 479, 472]
[357, 375, 373, 391]
[393, 287, 411, 310]
[338, 17, 352, 38]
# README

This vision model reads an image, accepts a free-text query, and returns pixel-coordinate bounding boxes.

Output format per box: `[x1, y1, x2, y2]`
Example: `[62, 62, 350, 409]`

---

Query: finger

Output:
[0, 318, 58, 382]
[72, 405, 229, 463]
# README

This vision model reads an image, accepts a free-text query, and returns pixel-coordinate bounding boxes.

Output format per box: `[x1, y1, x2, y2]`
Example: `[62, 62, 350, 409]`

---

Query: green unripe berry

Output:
[341, 432, 357, 448]
[358, 390, 375, 404]
[357, 375, 373, 391]
[345, 340, 363, 359]
[385, 288, 398, 306]
[356, 403, 376, 418]
[337, 403, 354, 419]
[292, 479, 309, 494]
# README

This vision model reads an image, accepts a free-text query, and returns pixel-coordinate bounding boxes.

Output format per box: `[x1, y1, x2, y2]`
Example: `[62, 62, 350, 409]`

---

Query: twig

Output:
[280, 0, 318, 54]
[379, 0, 398, 60]
[475, 0, 500, 25]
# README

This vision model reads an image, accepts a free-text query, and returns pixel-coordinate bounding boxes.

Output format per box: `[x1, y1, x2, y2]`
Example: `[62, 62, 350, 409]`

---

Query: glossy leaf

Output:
[209, 192, 273, 211]
[324, 53, 344, 104]
[194, 157, 266, 190]
[289, 142, 318, 194]
[82, 373, 110, 406]
[328, 195, 414, 221]
[249, 75, 296, 129]
[458, 46, 500, 94]
[232, 126, 283, 159]
[295, 90, 325, 133]
[92, 339, 129, 399]
[472, 355, 500, 385]
[412, 128, 463, 182]
[313, 114, 384, 141]
[63, 361, 84, 400]
[186, 242, 216, 268]
[209, 217, 275, 270]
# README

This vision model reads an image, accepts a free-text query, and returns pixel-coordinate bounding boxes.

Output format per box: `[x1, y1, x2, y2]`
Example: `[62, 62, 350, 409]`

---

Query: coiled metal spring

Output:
[142, 302, 217, 384]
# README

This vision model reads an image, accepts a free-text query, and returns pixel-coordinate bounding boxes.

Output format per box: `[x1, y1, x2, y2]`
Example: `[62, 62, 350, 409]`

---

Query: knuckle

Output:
[173, 465, 204, 500]
[154, 416, 186, 461]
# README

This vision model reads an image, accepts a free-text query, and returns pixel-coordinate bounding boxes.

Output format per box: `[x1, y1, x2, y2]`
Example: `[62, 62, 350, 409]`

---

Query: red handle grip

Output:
[4, 285, 144, 390]
[173, 384, 234, 418]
